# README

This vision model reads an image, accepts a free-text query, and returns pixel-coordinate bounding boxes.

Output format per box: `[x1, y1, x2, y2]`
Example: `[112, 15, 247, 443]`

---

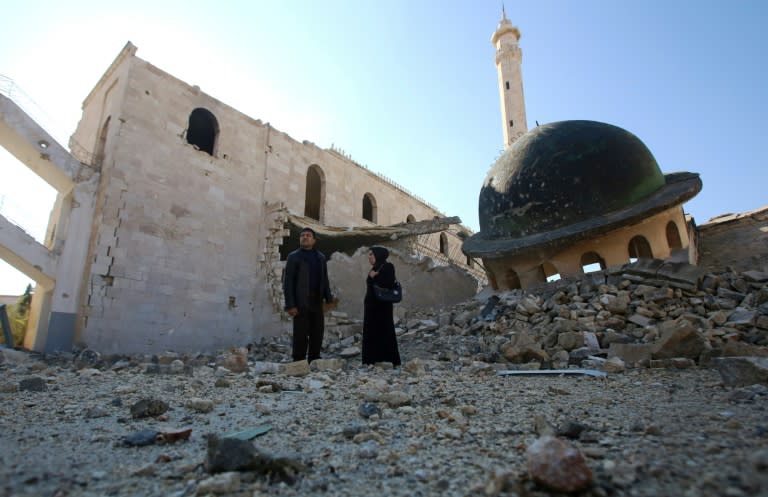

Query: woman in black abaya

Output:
[362, 246, 401, 366]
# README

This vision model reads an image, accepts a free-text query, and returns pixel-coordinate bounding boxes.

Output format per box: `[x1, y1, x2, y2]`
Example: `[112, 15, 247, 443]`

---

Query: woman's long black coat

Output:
[362, 261, 401, 366]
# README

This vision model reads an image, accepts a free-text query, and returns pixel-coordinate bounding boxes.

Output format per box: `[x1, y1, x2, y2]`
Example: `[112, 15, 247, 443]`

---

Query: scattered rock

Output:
[712, 357, 768, 387]
[205, 436, 305, 483]
[526, 435, 593, 493]
[130, 398, 169, 418]
[0, 260, 766, 497]
[187, 398, 215, 413]
[18, 376, 46, 392]
[123, 429, 159, 447]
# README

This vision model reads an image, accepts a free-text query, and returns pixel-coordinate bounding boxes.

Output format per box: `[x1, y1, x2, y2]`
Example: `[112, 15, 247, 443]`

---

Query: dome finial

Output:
[502, 3, 507, 21]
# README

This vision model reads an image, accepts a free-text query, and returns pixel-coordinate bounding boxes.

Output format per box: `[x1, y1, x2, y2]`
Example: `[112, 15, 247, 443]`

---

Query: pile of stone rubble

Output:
[1, 259, 767, 497]
[50, 259, 768, 381]
[313, 259, 767, 384]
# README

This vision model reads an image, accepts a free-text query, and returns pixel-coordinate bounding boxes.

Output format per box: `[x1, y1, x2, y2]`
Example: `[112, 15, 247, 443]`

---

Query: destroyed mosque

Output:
[0, 12, 765, 355]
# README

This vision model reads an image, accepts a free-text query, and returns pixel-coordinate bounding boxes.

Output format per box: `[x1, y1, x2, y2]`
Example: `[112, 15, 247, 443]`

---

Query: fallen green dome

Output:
[464, 120, 701, 257]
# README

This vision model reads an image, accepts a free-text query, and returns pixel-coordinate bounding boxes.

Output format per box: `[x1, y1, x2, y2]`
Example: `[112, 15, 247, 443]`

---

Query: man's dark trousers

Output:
[292, 296, 324, 362]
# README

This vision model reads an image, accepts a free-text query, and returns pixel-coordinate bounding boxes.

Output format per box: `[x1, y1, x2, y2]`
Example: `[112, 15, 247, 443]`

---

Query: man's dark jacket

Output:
[283, 249, 333, 311]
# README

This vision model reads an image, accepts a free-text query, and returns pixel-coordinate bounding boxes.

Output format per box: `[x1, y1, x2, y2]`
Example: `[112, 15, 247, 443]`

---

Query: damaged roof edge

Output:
[283, 213, 463, 257]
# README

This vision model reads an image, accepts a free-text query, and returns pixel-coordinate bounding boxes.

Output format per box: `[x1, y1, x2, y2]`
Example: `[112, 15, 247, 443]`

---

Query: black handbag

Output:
[373, 281, 402, 303]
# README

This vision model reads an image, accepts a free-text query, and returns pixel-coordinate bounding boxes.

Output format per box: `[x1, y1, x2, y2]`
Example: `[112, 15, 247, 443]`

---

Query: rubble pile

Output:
[42, 260, 767, 376]
[319, 259, 767, 376]
[1, 259, 767, 497]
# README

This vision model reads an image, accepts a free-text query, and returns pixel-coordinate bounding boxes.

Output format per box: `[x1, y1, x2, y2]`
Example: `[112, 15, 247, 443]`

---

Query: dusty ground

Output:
[1, 338, 767, 497]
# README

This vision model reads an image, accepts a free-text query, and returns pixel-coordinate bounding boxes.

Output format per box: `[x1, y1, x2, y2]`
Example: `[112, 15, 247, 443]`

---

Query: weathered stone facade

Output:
[63, 43, 473, 354]
[696, 206, 768, 273]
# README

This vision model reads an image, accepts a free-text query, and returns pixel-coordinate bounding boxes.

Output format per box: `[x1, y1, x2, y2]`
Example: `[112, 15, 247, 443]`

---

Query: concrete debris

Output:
[38, 259, 756, 378]
[222, 425, 272, 441]
[497, 369, 607, 377]
[306, 259, 768, 374]
[0, 259, 767, 497]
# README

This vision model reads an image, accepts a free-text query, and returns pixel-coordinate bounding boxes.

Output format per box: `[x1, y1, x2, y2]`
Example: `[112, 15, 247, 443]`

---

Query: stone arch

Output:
[186, 108, 218, 155]
[666, 221, 682, 250]
[406, 214, 416, 223]
[505, 269, 521, 290]
[581, 251, 606, 273]
[628, 235, 653, 262]
[439, 232, 448, 255]
[362, 193, 377, 222]
[539, 261, 561, 282]
[304, 165, 325, 221]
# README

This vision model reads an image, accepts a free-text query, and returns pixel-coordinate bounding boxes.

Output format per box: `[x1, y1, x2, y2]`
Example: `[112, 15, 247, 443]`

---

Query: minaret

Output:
[491, 8, 527, 148]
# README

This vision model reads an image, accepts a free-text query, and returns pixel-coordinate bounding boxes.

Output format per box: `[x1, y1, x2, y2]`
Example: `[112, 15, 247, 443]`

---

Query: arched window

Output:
[186, 108, 218, 155]
[505, 269, 521, 290]
[581, 251, 606, 273]
[304, 165, 324, 221]
[362, 193, 377, 222]
[666, 221, 682, 250]
[439, 233, 448, 255]
[406, 214, 416, 223]
[539, 262, 561, 282]
[628, 235, 653, 262]
[466, 255, 473, 267]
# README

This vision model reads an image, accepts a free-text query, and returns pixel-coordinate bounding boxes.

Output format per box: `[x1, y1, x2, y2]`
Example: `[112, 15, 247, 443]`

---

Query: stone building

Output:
[1, 42, 478, 354]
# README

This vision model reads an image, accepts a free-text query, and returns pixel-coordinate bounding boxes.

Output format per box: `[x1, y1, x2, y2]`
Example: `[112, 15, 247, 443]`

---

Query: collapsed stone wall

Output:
[261, 204, 292, 319]
[261, 214, 478, 330]
[697, 206, 768, 274]
[326, 247, 478, 322]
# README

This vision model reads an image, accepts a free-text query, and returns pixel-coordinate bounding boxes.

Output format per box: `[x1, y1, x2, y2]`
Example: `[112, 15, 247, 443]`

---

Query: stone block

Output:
[712, 357, 768, 387]
[281, 360, 310, 377]
[608, 342, 653, 365]
[310, 358, 344, 371]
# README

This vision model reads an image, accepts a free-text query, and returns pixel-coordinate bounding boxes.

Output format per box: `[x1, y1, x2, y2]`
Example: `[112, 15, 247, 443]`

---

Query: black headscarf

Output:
[370, 246, 389, 268]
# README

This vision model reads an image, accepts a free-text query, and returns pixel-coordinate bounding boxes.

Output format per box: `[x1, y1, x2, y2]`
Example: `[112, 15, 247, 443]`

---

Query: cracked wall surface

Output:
[67, 43, 474, 354]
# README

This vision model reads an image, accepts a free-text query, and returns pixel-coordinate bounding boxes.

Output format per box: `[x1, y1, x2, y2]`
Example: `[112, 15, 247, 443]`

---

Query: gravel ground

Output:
[1, 342, 767, 497]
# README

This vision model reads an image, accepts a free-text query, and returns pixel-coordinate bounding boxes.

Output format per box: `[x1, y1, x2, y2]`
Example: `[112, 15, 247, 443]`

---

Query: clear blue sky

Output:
[1, 0, 766, 295]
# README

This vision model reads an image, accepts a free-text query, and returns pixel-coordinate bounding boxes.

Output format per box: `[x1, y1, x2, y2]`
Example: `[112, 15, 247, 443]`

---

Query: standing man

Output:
[283, 227, 336, 362]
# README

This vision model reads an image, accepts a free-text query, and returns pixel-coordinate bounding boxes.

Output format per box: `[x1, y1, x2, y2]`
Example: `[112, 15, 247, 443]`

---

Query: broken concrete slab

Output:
[497, 369, 607, 378]
[617, 259, 705, 291]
